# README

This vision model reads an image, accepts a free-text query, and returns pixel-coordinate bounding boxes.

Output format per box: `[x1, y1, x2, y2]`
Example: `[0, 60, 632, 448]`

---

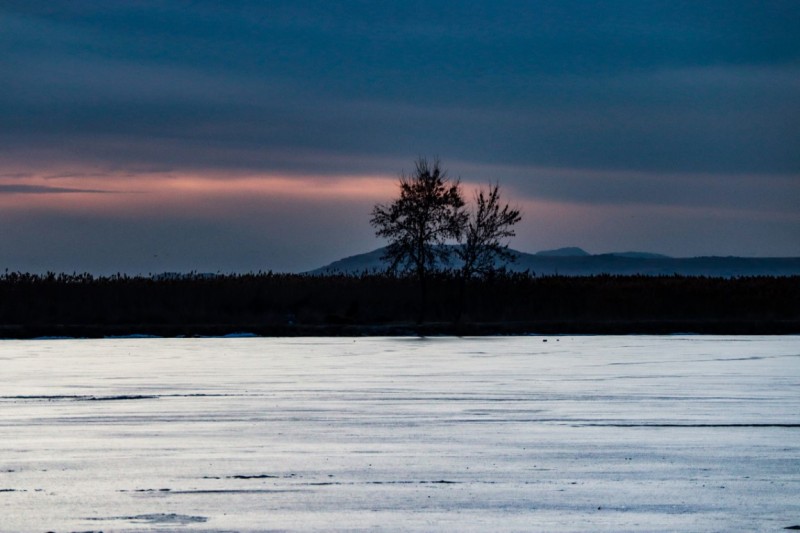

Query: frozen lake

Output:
[1, 336, 799, 532]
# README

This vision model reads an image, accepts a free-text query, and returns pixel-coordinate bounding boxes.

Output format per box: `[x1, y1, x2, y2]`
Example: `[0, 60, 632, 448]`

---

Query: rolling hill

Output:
[308, 246, 800, 277]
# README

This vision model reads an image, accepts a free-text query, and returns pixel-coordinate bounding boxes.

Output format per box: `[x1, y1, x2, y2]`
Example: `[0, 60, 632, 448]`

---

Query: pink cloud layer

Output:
[0, 170, 401, 214]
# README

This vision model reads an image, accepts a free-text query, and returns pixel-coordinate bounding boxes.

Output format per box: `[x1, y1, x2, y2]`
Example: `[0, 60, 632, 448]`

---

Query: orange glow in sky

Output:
[0, 169, 401, 215]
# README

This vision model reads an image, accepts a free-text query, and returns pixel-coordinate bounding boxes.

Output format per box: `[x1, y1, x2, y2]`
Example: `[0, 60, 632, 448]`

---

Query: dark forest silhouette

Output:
[1, 270, 798, 338]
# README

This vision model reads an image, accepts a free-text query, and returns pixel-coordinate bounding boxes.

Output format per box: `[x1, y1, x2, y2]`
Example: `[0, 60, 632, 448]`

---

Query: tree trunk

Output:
[454, 271, 467, 325]
[417, 266, 427, 324]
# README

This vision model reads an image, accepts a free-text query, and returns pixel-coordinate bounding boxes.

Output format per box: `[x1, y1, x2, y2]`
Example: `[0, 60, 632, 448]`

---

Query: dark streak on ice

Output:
[576, 423, 800, 428]
[1, 395, 158, 401]
[0, 393, 245, 402]
[305, 480, 460, 486]
[228, 474, 280, 479]
[87, 512, 207, 524]
[120, 487, 303, 494]
[607, 353, 799, 366]
[420, 418, 800, 427]
[169, 489, 304, 494]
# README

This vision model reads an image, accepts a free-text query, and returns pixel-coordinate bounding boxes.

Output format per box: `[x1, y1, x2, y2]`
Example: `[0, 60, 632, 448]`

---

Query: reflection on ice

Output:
[0, 335, 798, 532]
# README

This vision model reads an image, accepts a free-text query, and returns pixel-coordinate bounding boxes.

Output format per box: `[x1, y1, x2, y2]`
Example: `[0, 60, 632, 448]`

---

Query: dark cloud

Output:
[490, 167, 799, 213]
[0, 1, 798, 270]
[3, 2, 798, 173]
[0, 184, 110, 194]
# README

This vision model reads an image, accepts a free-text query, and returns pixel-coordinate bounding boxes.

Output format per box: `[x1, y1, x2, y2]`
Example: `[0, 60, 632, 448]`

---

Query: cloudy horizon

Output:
[2, 1, 798, 274]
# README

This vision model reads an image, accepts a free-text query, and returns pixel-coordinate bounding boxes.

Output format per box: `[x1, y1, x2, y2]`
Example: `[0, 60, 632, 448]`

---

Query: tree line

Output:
[1, 270, 797, 337]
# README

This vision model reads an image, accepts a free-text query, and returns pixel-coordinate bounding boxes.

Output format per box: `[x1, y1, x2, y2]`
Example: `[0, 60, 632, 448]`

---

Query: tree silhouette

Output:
[454, 183, 521, 322]
[457, 183, 522, 279]
[370, 158, 466, 322]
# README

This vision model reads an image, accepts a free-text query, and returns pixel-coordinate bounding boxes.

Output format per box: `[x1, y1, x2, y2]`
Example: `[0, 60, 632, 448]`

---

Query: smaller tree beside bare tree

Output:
[454, 183, 521, 322]
[456, 183, 522, 280]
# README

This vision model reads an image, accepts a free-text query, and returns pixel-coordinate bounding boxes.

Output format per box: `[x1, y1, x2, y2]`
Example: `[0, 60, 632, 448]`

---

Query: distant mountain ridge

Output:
[308, 246, 800, 277]
[534, 246, 590, 257]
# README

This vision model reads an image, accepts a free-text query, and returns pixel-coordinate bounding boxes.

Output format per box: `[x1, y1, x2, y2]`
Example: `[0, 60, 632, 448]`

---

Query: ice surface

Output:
[1, 335, 798, 532]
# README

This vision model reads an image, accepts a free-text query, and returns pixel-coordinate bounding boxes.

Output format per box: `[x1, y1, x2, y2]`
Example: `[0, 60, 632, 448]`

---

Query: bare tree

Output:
[370, 158, 466, 322]
[457, 183, 522, 279]
[455, 183, 522, 322]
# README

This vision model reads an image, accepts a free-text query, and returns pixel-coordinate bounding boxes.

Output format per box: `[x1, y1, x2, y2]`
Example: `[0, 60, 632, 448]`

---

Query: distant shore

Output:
[2, 272, 798, 339]
[2, 319, 800, 340]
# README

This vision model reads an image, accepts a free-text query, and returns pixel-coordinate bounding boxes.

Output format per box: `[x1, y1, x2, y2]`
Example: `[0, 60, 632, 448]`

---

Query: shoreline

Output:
[2, 319, 799, 339]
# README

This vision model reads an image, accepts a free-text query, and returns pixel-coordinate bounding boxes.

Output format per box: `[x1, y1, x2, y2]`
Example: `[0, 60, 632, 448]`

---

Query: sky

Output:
[1, 1, 798, 274]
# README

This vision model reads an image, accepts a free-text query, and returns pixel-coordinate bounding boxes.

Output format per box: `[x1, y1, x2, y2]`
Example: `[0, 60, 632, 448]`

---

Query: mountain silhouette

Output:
[309, 246, 800, 277]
